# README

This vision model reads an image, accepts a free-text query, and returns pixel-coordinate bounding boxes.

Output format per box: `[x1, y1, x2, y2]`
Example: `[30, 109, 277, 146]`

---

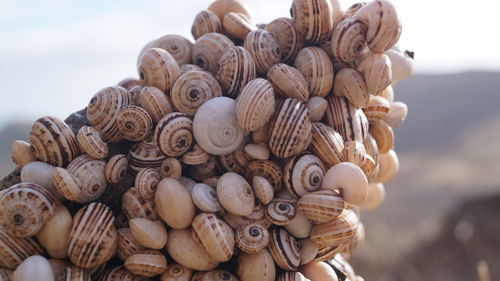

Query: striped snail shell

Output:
[294, 47, 334, 98]
[342, 141, 366, 167]
[202, 270, 239, 281]
[138, 86, 174, 124]
[268, 228, 301, 271]
[344, 2, 367, 18]
[87, 86, 132, 143]
[307, 97, 328, 122]
[135, 168, 161, 200]
[128, 85, 143, 106]
[363, 95, 390, 122]
[216, 46, 256, 98]
[328, 254, 357, 281]
[223, 202, 272, 230]
[265, 199, 297, 226]
[171, 71, 222, 116]
[117, 228, 147, 262]
[160, 158, 182, 179]
[235, 223, 270, 254]
[191, 213, 235, 262]
[217, 172, 255, 216]
[67, 203, 117, 269]
[166, 228, 219, 271]
[76, 126, 108, 159]
[122, 187, 157, 220]
[267, 64, 309, 102]
[105, 154, 128, 184]
[383, 101, 408, 128]
[333, 68, 370, 108]
[290, 0, 334, 43]
[325, 95, 369, 142]
[277, 272, 311, 281]
[237, 249, 276, 281]
[57, 266, 91, 281]
[369, 120, 394, 154]
[98, 266, 144, 281]
[0, 269, 12, 281]
[301, 260, 339, 281]
[252, 176, 274, 205]
[0, 183, 57, 238]
[154, 112, 194, 157]
[11, 140, 37, 169]
[236, 78, 275, 132]
[192, 33, 235, 74]
[192, 10, 223, 41]
[29, 116, 81, 167]
[361, 153, 376, 178]
[265, 17, 303, 64]
[217, 138, 252, 174]
[245, 160, 282, 192]
[297, 190, 345, 223]
[154, 34, 193, 66]
[357, 53, 392, 96]
[66, 154, 107, 203]
[0, 225, 44, 269]
[182, 144, 210, 165]
[223, 12, 256, 41]
[191, 183, 223, 213]
[124, 250, 168, 278]
[52, 167, 81, 201]
[127, 138, 166, 174]
[283, 153, 325, 197]
[244, 29, 281, 75]
[338, 222, 365, 258]
[314, 245, 341, 262]
[310, 209, 359, 247]
[363, 133, 379, 167]
[331, 18, 368, 65]
[138, 48, 180, 93]
[118, 77, 140, 90]
[310, 122, 345, 167]
[116, 106, 153, 142]
[160, 263, 192, 281]
[189, 157, 218, 181]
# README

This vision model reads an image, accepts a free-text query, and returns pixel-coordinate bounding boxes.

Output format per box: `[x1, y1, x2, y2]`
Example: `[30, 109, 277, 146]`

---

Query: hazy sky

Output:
[0, 0, 499, 130]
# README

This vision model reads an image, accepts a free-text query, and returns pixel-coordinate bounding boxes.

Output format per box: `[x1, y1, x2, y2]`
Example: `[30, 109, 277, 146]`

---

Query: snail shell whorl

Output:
[138, 86, 174, 124]
[244, 29, 281, 75]
[268, 228, 301, 271]
[135, 168, 161, 200]
[265, 17, 304, 64]
[0, 269, 12, 281]
[236, 78, 275, 132]
[77, 126, 108, 160]
[217, 172, 255, 216]
[0, 228, 44, 269]
[245, 160, 283, 192]
[180, 63, 205, 75]
[105, 154, 128, 184]
[235, 223, 270, 254]
[160, 157, 182, 179]
[192, 10, 223, 41]
[192, 183, 223, 213]
[154, 34, 193, 66]
[290, 0, 334, 43]
[216, 46, 257, 98]
[117, 106, 153, 142]
[237, 249, 276, 281]
[138, 48, 180, 93]
[363, 95, 390, 122]
[191, 213, 235, 262]
[331, 18, 368, 64]
[154, 112, 194, 157]
[192, 33, 235, 74]
[182, 144, 210, 165]
[127, 139, 166, 174]
[217, 138, 252, 174]
[294, 47, 334, 97]
[161, 263, 192, 281]
[325, 95, 369, 142]
[265, 199, 297, 226]
[67, 154, 108, 203]
[342, 141, 366, 167]
[283, 153, 325, 197]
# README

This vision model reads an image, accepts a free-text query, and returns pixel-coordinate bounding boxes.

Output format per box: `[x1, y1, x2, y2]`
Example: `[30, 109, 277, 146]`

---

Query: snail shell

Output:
[160, 263, 192, 281]
[245, 160, 282, 192]
[98, 265, 144, 281]
[122, 187, 157, 221]
[193, 33, 235, 74]
[362, 95, 390, 122]
[299, 239, 318, 265]
[265, 199, 297, 226]
[387, 47, 415, 83]
[154, 34, 193, 66]
[268, 228, 301, 271]
[297, 190, 345, 223]
[29, 116, 81, 167]
[138, 48, 180, 93]
[154, 112, 194, 157]
[338, 222, 365, 258]
[0, 183, 57, 238]
[138, 86, 174, 124]
[300, 261, 338, 281]
[36, 205, 72, 259]
[11, 140, 37, 169]
[0, 227, 44, 269]
[235, 223, 269, 254]
[342, 141, 366, 167]
[124, 250, 168, 278]
[117, 228, 146, 262]
[87, 86, 132, 143]
[217, 172, 255, 216]
[116, 106, 153, 142]
[284, 153, 326, 197]
[192, 10, 223, 41]
[325, 95, 369, 142]
[331, 18, 368, 64]
[217, 138, 252, 174]
[191, 213, 235, 262]
[373, 149, 399, 183]
[178, 177, 197, 194]
[383, 101, 408, 128]
[66, 154, 107, 203]
[180, 64, 205, 75]
[344, 2, 366, 18]
[361, 153, 376, 178]
[310, 209, 359, 247]
[57, 266, 91, 281]
[155, 178, 196, 229]
[52, 167, 81, 201]
[191, 272, 206, 281]
[380, 84, 394, 102]
[223, 12, 256, 41]
[252, 176, 274, 204]
[223, 202, 272, 230]
[290, 0, 334, 43]
[12, 255, 55, 281]
[105, 154, 128, 184]
[307, 97, 328, 123]
[357, 53, 392, 96]
[208, 0, 252, 21]
[244, 29, 281, 75]
[21, 161, 59, 199]
[244, 143, 270, 160]
[237, 249, 276, 281]
[202, 270, 239, 281]
[117, 77, 140, 90]
[193, 97, 246, 155]
[294, 47, 334, 97]
[166, 228, 219, 271]
[0, 269, 12, 281]
[67, 203, 117, 269]
[265, 17, 303, 64]
[189, 157, 218, 181]
[192, 183, 223, 213]
[236, 78, 275, 132]
[128, 85, 143, 106]
[321, 162, 368, 206]
[182, 144, 210, 165]
[135, 168, 161, 200]
[277, 272, 310, 281]
[314, 245, 341, 262]
[269, 98, 312, 158]
[369, 120, 394, 154]
[160, 158, 182, 179]
[127, 139, 166, 174]
[77, 126, 108, 159]
[363, 133, 379, 167]
[216, 46, 256, 98]
[171, 71, 222, 116]
[310, 122, 345, 167]
[333, 68, 369, 108]
[267, 64, 308, 102]
[328, 254, 357, 281]
[129, 218, 168, 250]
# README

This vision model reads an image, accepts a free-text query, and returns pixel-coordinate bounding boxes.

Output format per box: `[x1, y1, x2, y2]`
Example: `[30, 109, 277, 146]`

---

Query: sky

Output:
[0, 0, 499, 130]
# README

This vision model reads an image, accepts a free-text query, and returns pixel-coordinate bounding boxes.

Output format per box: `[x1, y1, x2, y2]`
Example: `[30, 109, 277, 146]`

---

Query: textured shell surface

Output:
[363, 133, 379, 167]
[265, 17, 304, 64]
[160, 157, 182, 179]
[160, 263, 192, 281]
[284, 153, 326, 197]
[98, 265, 144, 281]
[237, 249, 276, 281]
[357, 53, 392, 96]
[122, 187, 157, 221]
[11, 140, 37, 169]
[105, 154, 128, 184]
[117, 227, 147, 261]
[154, 112, 194, 157]
[138, 48, 180, 93]
[0, 227, 44, 269]
[154, 34, 193, 66]
[236, 78, 275, 132]
[383, 101, 408, 128]
[217, 172, 255, 216]
[128, 85, 143, 106]
[118, 77, 140, 90]
[297, 190, 345, 223]
[344, 2, 366, 18]
[265, 199, 297, 226]
[29, 116, 81, 167]
[180, 64, 205, 75]
[285, 209, 313, 239]
[244, 143, 270, 160]
[216, 46, 256, 98]
[20, 161, 57, 198]
[155, 178, 196, 229]
[325, 95, 369, 142]
[223, 12, 256, 41]
[267, 64, 309, 102]
[310, 208, 359, 247]
[294, 47, 334, 97]
[66, 154, 108, 203]
[217, 138, 252, 174]
[166, 228, 219, 271]
[116, 106, 153, 142]
[314, 245, 342, 262]
[339, 222, 365, 258]
[321, 162, 368, 206]
[0, 269, 12, 281]
[36, 205, 72, 259]
[191, 183, 223, 213]
[191, 213, 235, 262]
[290, 0, 334, 43]
[138, 86, 174, 124]
[310, 122, 345, 167]
[124, 250, 168, 278]
[129, 218, 168, 250]
[127, 139, 166, 174]
[57, 266, 91, 281]
[369, 120, 394, 154]
[189, 156, 218, 181]
[331, 18, 368, 64]
[77, 126, 108, 159]
[362, 95, 390, 122]
[300, 261, 338, 281]
[207, 0, 252, 21]
[245, 160, 282, 192]
[277, 272, 311, 281]
[244, 29, 281, 75]
[342, 141, 366, 167]
[223, 202, 272, 230]
[182, 144, 210, 165]
[235, 223, 270, 253]
[333, 68, 369, 108]
[135, 168, 161, 200]
[52, 167, 81, 201]
[268, 228, 301, 271]
[171, 71, 222, 116]
[192, 33, 235, 74]
[192, 10, 223, 41]
[387, 47, 415, 83]
[252, 176, 274, 204]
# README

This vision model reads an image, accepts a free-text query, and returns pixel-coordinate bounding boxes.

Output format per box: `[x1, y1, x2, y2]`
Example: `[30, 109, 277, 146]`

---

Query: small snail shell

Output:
[154, 34, 193, 66]
[360, 153, 376, 178]
[171, 71, 222, 116]
[138, 86, 174, 124]
[297, 190, 345, 223]
[154, 112, 194, 157]
[57, 266, 91, 281]
[387, 47, 415, 83]
[135, 168, 161, 200]
[117, 228, 146, 262]
[193, 97, 246, 155]
[331, 18, 368, 64]
[0, 183, 57, 238]
[363, 133, 379, 167]
[310, 122, 345, 167]
[244, 29, 281, 75]
[208, 0, 251, 20]
[245, 160, 282, 192]
[300, 261, 338, 281]
[202, 270, 239, 281]
[180, 64, 205, 75]
[236, 78, 275, 132]
[252, 176, 274, 204]
[277, 272, 311, 281]
[191, 272, 206, 281]
[321, 162, 368, 206]
[284, 153, 326, 197]
[160, 158, 182, 179]
[138, 48, 180, 93]
[167, 228, 219, 271]
[105, 154, 128, 184]
[237, 249, 276, 281]
[235, 223, 269, 254]
[182, 144, 210, 165]
[267, 64, 308, 102]
[307, 97, 328, 122]
[116, 106, 153, 142]
[128, 85, 143, 106]
[21, 161, 58, 198]
[369, 120, 394, 154]
[342, 141, 366, 167]
[160, 263, 192, 281]
[129, 218, 168, 250]
[87, 86, 132, 143]
[0, 227, 44, 269]
[374, 149, 399, 183]
[191, 213, 235, 262]
[265, 17, 303, 64]
[310, 209, 359, 247]
[216, 46, 257, 98]
[244, 143, 270, 160]
[362, 95, 390, 122]
[192, 183, 223, 213]
[125, 250, 168, 278]
[202, 177, 219, 188]
[192, 33, 235, 74]
[66, 155, 107, 203]
[383, 101, 408, 128]
[217, 139, 252, 174]
[217, 172, 255, 216]
[325, 95, 369, 142]
[294, 47, 334, 97]
[36, 205, 72, 259]
[357, 53, 392, 96]
[127, 139, 166, 174]
[265, 199, 297, 226]
[11, 140, 37, 169]
[155, 178, 196, 229]
[268, 228, 301, 271]
[122, 187, 157, 221]
[13, 255, 54, 281]
[333, 68, 369, 108]
[223, 12, 256, 41]
[299, 239, 318, 265]
[269, 98, 312, 158]
[192, 10, 223, 41]
[29, 116, 81, 167]
[222, 202, 272, 230]
[76, 126, 108, 159]
[68, 203, 117, 269]
[290, 0, 334, 43]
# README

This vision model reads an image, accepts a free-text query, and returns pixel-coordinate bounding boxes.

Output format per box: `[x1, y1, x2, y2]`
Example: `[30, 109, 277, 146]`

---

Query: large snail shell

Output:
[265, 199, 297, 226]
[155, 178, 196, 229]
[193, 33, 235, 74]
[77, 126, 108, 160]
[223, 12, 256, 41]
[202, 270, 239, 281]
[269, 98, 312, 158]
[160, 263, 192, 281]
[154, 34, 193, 66]
[208, 0, 252, 21]
[87, 86, 132, 143]
[236, 78, 275, 132]
[193, 97, 246, 155]
[217, 172, 255, 216]
[331, 18, 368, 64]
[192, 10, 223, 41]
[357, 53, 392, 96]
[237, 249, 276, 281]
[268, 228, 301, 271]
[294, 47, 334, 97]
[285, 209, 313, 239]
[265, 17, 303, 64]
[310, 209, 359, 247]
[57, 266, 91, 281]
[300, 261, 338, 281]
[369, 120, 394, 154]
[127, 138, 166, 174]
[36, 205, 72, 259]
[12, 255, 54, 281]
[67, 154, 107, 203]
[135, 168, 161, 200]
[154, 112, 194, 157]
[290, 0, 334, 43]
[122, 187, 157, 221]
[216, 46, 256, 98]
[244, 29, 281, 75]
[0, 227, 44, 269]
[138, 48, 180, 93]
[124, 250, 168, 278]
[171, 71, 222, 116]
[11, 140, 37, 169]
[362, 95, 390, 122]
[191, 213, 235, 262]
[0, 183, 57, 238]
[321, 162, 368, 206]
[284, 153, 326, 197]
[297, 190, 345, 223]
[166, 228, 219, 271]
[29, 116, 81, 167]
[235, 223, 269, 254]
[105, 154, 128, 184]
[277, 272, 311, 281]
[191, 183, 223, 213]
[383, 101, 408, 128]
[116, 106, 153, 142]
[245, 160, 282, 192]
[138, 86, 174, 124]
[117, 228, 146, 262]
[67, 202, 117, 269]
[325, 95, 369, 142]
[310, 122, 345, 167]
[333, 68, 369, 108]
[267, 64, 309, 102]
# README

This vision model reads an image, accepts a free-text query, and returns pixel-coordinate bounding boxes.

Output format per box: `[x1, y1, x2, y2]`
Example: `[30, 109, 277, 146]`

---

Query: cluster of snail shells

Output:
[2, 0, 414, 280]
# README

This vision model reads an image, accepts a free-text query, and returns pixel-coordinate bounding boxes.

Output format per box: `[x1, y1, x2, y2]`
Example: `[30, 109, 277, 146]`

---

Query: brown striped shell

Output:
[66, 154, 108, 203]
[265, 17, 303, 64]
[0, 227, 44, 269]
[154, 112, 194, 157]
[325, 95, 369, 142]
[217, 139, 252, 174]
[244, 143, 270, 160]
[342, 141, 366, 167]
[180, 64, 205, 75]
[138, 86, 174, 124]
[297, 190, 345, 223]
[0, 183, 57, 238]
[268, 228, 300, 271]
[333, 68, 369, 108]
[135, 168, 161, 200]
[283, 153, 326, 197]
[310, 209, 359, 247]
[361, 153, 376, 178]
[192, 33, 235, 74]
[105, 154, 128, 184]
[191, 213, 235, 262]
[223, 12, 256, 41]
[87, 86, 132, 143]
[138, 48, 181, 93]
[217, 172, 255, 216]
[307, 97, 328, 122]
[363, 133, 379, 167]
[154, 34, 193, 66]
[383, 101, 408, 128]
[166, 228, 219, 271]
[189, 157, 218, 181]
[236, 78, 275, 132]
[117, 228, 147, 261]
[127, 139, 166, 174]
[363, 95, 390, 122]
[314, 245, 341, 262]
[128, 85, 143, 106]
[171, 71, 222, 116]
[216, 46, 256, 98]
[244, 29, 281, 75]
[116, 106, 153, 141]
[11, 140, 37, 169]
[77, 126, 108, 159]
[344, 2, 367, 18]
[294, 47, 334, 97]
[369, 120, 394, 154]
[57, 266, 91, 281]
[237, 249, 276, 281]
[357, 53, 392, 96]
[339, 222, 365, 258]
[191, 183, 223, 213]
[182, 144, 210, 165]
[310, 122, 345, 167]
[265, 199, 297, 226]
[277, 272, 310, 281]
[29, 116, 81, 167]
[245, 160, 282, 192]
[121, 187, 157, 220]
[223, 202, 272, 230]
[267, 64, 309, 102]
[67, 202, 117, 269]
[160, 263, 192, 281]
[290, 0, 334, 43]
[192, 10, 223, 41]
[331, 18, 368, 64]
[98, 266, 143, 281]
[252, 176, 274, 204]
[118, 77, 140, 90]
[0, 268, 12, 281]
[235, 223, 270, 253]
[125, 250, 168, 278]
[160, 158, 182, 179]
[52, 167, 81, 201]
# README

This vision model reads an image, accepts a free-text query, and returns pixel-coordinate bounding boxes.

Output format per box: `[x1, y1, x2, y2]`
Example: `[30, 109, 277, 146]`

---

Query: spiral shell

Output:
[105, 154, 128, 184]
[11, 140, 37, 169]
[166, 229, 219, 271]
[265, 199, 297, 226]
[331, 18, 368, 64]
[191, 213, 235, 262]
[66, 155, 107, 203]
[192, 183, 223, 213]
[76, 126, 108, 160]
[154, 34, 193, 66]
[0, 227, 44, 269]
[283, 153, 325, 197]
[265, 17, 303, 64]
[125, 250, 167, 278]
[245, 160, 282, 192]
[223, 12, 256, 41]
[154, 112, 194, 157]
[192, 33, 235, 74]
[68, 202, 117, 269]
[333, 68, 369, 108]
[383, 101, 408, 128]
[29, 116, 81, 167]
[217, 172, 255, 216]
[155, 178, 196, 229]
[180, 64, 205, 75]
[87, 86, 132, 143]
[344, 2, 366, 18]
[290, 0, 334, 43]
[267, 64, 308, 102]
[342, 141, 366, 167]
[310, 122, 345, 167]
[135, 168, 161, 200]
[116, 106, 153, 141]
[122, 187, 157, 220]
[189, 157, 218, 181]
[171, 71, 222, 116]
[236, 78, 275, 132]
[139, 48, 180, 93]
[237, 249, 276, 281]
[369, 120, 394, 154]
[325, 95, 369, 142]
[277, 272, 310, 281]
[252, 176, 274, 204]
[294, 47, 334, 97]
[363, 96, 390, 123]
[57, 266, 91, 281]
[117, 228, 146, 262]
[160, 158, 182, 179]
[268, 228, 300, 271]
[127, 139, 166, 174]
[357, 53, 392, 96]
[138, 86, 174, 124]
[310, 209, 359, 247]
[235, 223, 269, 254]
[160, 263, 192, 281]
[182, 144, 210, 165]
[297, 190, 344, 223]
[216, 46, 256, 98]
[192, 10, 223, 41]
[244, 29, 281, 74]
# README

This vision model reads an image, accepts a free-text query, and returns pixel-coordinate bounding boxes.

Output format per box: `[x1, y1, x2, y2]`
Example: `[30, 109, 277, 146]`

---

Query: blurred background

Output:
[1, 0, 499, 280]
